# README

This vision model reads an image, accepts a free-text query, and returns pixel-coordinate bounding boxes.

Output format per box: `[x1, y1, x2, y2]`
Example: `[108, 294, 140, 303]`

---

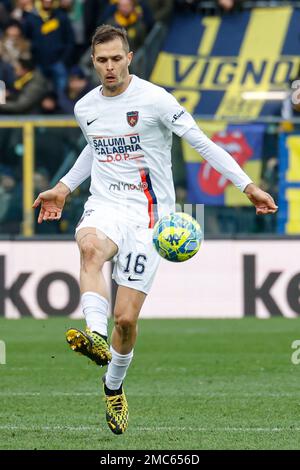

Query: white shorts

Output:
[75, 203, 160, 294]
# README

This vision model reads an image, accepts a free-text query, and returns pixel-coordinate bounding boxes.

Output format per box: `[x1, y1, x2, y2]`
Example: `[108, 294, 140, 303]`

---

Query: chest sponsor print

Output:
[92, 133, 144, 163]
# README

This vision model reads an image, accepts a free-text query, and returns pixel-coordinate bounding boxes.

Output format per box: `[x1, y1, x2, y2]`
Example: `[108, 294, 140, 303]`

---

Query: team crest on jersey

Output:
[127, 111, 139, 127]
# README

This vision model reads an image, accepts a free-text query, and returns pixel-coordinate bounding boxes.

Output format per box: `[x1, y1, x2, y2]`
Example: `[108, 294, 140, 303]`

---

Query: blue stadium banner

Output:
[278, 134, 300, 234]
[151, 7, 300, 119]
[183, 122, 265, 206]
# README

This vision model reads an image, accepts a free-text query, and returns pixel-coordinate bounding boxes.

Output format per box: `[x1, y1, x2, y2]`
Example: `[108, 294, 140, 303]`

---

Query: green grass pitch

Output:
[0, 317, 299, 450]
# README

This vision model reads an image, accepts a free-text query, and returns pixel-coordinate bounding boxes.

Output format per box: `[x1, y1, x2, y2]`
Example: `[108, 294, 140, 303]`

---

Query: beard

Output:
[104, 77, 124, 93]
[105, 83, 119, 92]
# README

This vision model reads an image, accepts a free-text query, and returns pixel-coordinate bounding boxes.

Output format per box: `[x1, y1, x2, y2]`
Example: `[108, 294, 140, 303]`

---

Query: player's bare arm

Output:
[32, 181, 70, 223]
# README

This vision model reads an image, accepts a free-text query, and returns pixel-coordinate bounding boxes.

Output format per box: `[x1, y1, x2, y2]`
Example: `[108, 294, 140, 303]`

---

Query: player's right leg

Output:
[103, 286, 146, 435]
[66, 226, 118, 366]
[102, 224, 160, 435]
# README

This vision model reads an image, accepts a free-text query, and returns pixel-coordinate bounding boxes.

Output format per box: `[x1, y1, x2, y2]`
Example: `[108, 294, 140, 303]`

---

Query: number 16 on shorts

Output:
[112, 246, 160, 294]
[124, 253, 147, 281]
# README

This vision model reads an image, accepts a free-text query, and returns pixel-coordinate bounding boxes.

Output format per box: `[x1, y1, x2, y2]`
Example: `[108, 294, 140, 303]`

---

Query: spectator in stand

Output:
[106, 0, 147, 52]
[59, 0, 87, 62]
[216, 0, 243, 13]
[175, 0, 200, 13]
[0, 56, 49, 114]
[146, 0, 173, 24]
[0, 56, 15, 92]
[102, 0, 153, 32]
[11, 0, 35, 21]
[34, 167, 52, 193]
[0, 0, 11, 28]
[0, 165, 22, 235]
[22, 0, 75, 92]
[0, 166, 14, 223]
[0, 2, 9, 31]
[257, 131, 278, 234]
[38, 90, 62, 113]
[292, 76, 300, 114]
[79, 45, 99, 86]
[83, 0, 110, 44]
[58, 65, 93, 114]
[0, 20, 31, 67]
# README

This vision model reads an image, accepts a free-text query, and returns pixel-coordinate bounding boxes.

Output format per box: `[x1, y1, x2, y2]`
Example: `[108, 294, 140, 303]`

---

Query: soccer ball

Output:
[152, 212, 202, 262]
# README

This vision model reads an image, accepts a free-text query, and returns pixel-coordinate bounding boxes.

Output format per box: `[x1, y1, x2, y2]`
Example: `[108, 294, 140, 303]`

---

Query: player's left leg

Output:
[103, 286, 146, 435]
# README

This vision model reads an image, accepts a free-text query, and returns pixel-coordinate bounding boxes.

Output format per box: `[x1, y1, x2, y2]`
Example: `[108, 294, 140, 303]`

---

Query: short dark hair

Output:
[4, 20, 23, 32]
[91, 24, 130, 55]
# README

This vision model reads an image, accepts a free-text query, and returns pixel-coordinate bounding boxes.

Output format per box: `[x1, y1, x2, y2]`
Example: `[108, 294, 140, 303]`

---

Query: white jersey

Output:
[74, 74, 196, 227]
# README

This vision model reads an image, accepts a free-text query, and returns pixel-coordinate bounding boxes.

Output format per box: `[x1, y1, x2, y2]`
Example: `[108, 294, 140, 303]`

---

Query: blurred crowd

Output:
[0, 0, 175, 116]
[0, 0, 297, 116]
[176, 0, 300, 13]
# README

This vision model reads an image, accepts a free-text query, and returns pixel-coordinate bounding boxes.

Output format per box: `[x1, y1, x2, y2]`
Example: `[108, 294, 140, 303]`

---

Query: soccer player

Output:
[33, 25, 278, 435]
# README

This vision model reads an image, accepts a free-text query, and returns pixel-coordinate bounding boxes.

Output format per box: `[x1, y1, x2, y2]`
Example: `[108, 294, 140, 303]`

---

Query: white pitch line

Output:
[0, 425, 299, 433]
[0, 392, 97, 396]
[0, 392, 300, 398]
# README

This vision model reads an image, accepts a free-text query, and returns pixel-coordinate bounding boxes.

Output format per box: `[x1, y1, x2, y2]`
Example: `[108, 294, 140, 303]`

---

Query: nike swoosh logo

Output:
[87, 118, 98, 126]
[128, 276, 140, 282]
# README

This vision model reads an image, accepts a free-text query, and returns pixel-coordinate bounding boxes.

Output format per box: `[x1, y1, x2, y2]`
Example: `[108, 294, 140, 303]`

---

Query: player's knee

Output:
[114, 312, 137, 332]
[80, 239, 105, 267]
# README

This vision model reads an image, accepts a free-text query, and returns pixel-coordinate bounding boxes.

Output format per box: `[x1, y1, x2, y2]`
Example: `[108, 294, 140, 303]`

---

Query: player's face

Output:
[92, 38, 133, 96]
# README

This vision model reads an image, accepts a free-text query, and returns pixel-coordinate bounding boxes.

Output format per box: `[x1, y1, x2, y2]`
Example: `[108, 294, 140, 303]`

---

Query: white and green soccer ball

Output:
[152, 212, 202, 262]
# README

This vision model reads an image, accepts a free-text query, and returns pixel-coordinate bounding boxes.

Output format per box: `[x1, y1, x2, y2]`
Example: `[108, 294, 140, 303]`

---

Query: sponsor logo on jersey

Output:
[93, 134, 144, 162]
[87, 117, 98, 126]
[171, 110, 185, 123]
[109, 181, 148, 192]
[127, 111, 139, 127]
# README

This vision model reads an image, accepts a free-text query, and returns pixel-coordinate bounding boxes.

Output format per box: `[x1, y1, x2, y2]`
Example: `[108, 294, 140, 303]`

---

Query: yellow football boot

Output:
[65, 328, 111, 366]
[102, 375, 129, 435]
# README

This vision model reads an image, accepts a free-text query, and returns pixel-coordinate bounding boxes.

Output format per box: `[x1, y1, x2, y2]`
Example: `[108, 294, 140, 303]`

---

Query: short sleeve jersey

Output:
[74, 75, 195, 227]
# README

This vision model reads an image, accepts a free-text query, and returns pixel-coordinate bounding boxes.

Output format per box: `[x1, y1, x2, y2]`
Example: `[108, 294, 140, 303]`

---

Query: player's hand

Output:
[32, 182, 70, 223]
[244, 183, 278, 215]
